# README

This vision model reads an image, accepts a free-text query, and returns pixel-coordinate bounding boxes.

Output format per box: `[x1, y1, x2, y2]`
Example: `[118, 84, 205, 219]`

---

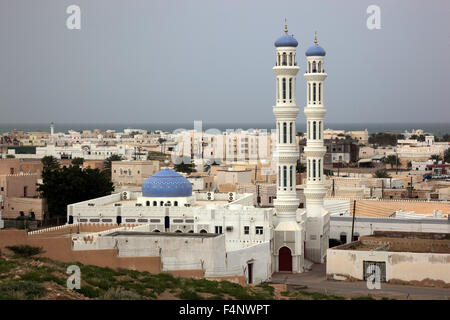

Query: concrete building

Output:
[303, 33, 330, 263]
[112, 160, 160, 186]
[327, 231, 450, 287]
[0, 173, 46, 220]
[216, 168, 252, 186]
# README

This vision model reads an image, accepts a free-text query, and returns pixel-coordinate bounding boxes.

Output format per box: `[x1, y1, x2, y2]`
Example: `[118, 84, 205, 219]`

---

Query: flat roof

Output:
[106, 231, 220, 238]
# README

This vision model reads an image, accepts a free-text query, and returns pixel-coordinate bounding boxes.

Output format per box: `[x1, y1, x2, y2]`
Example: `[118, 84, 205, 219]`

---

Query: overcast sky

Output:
[0, 0, 449, 125]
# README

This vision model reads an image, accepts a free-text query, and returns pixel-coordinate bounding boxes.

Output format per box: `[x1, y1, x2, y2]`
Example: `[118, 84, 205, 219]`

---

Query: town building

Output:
[111, 160, 160, 186]
[326, 231, 450, 287]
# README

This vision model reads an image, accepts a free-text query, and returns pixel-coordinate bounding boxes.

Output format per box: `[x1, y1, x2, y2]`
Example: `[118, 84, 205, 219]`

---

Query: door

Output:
[279, 246, 292, 272]
[247, 263, 253, 284]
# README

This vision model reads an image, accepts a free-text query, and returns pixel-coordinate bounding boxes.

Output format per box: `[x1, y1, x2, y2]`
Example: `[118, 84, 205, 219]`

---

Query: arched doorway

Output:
[278, 246, 292, 272]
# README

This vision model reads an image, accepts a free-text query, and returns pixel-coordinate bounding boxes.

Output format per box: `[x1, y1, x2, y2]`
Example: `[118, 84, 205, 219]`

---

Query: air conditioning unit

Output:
[206, 192, 215, 201]
[228, 192, 236, 202]
[121, 191, 129, 200]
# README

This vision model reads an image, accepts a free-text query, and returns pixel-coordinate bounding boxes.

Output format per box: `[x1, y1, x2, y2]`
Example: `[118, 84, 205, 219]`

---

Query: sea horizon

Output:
[0, 122, 448, 136]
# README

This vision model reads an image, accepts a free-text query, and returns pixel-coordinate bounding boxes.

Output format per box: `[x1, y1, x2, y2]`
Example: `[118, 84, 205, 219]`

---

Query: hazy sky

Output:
[0, 0, 449, 125]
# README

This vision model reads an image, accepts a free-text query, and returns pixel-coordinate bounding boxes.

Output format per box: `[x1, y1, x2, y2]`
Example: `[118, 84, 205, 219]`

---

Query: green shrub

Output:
[101, 287, 143, 300]
[178, 289, 203, 300]
[6, 245, 44, 258]
[0, 258, 18, 274]
[76, 285, 101, 298]
[0, 280, 46, 299]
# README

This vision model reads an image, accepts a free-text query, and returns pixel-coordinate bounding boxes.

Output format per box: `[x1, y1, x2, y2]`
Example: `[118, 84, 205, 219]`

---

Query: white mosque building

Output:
[65, 26, 330, 282]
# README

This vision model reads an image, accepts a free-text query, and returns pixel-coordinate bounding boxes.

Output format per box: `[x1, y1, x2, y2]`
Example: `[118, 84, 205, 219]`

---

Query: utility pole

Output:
[332, 179, 335, 197]
[351, 200, 356, 242]
[381, 180, 384, 199]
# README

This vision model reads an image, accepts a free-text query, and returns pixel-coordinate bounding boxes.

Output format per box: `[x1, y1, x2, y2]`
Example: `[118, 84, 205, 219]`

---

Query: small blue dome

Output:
[142, 168, 192, 197]
[274, 34, 298, 47]
[305, 44, 326, 56]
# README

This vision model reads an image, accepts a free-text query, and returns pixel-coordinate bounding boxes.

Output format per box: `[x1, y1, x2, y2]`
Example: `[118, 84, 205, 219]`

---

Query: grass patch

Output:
[0, 280, 46, 300]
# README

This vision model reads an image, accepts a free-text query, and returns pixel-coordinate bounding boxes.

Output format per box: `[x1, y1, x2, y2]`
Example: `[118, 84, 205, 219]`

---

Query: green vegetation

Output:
[174, 156, 197, 174]
[384, 154, 400, 169]
[369, 133, 404, 146]
[71, 157, 85, 166]
[37, 163, 114, 221]
[430, 154, 442, 162]
[373, 169, 391, 178]
[444, 148, 450, 164]
[279, 290, 346, 300]
[6, 245, 44, 258]
[0, 280, 46, 300]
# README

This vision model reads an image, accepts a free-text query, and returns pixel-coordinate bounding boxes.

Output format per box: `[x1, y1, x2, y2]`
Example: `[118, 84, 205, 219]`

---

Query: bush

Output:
[75, 285, 101, 298]
[101, 287, 143, 300]
[6, 245, 44, 258]
[178, 289, 203, 300]
[0, 280, 46, 299]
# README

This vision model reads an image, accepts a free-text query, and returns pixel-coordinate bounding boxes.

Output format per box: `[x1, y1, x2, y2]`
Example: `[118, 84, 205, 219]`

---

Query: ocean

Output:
[0, 122, 448, 136]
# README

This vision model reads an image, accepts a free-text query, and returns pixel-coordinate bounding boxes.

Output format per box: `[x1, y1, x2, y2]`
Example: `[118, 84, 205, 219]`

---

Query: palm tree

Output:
[430, 154, 442, 162]
[384, 154, 399, 169]
[373, 169, 391, 178]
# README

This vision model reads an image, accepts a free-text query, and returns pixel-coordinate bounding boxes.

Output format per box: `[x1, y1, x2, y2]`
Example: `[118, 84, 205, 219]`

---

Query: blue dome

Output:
[274, 34, 298, 47]
[142, 168, 192, 197]
[305, 44, 326, 56]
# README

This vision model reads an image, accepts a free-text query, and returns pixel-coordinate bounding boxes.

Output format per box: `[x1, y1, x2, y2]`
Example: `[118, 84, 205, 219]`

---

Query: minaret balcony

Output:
[304, 73, 327, 81]
[273, 66, 299, 76]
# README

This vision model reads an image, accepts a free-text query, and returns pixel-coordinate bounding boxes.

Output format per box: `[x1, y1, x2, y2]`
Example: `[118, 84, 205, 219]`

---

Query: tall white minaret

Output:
[50, 122, 54, 136]
[303, 33, 330, 263]
[272, 23, 305, 273]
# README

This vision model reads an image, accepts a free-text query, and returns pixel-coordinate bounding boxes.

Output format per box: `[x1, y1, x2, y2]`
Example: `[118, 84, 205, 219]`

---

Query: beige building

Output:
[112, 160, 160, 186]
[0, 158, 43, 178]
[327, 231, 450, 287]
[216, 168, 252, 186]
[0, 173, 45, 220]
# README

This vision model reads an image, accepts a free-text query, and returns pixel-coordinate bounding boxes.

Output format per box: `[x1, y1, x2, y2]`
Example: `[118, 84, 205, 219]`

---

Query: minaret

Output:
[50, 122, 54, 136]
[272, 23, 305, 273]
[303, 32, 330, 263]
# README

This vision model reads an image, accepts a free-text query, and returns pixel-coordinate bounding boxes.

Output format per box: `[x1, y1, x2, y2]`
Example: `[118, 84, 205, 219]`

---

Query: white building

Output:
[303, 33, 330, 263]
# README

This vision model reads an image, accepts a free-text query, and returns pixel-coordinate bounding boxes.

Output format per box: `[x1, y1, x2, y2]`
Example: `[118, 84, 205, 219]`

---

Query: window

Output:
[174, 201, 178, 206]
[290, 166, 293, 189]
[318, 121, 321, 139]
[313, 83, 316, 103]
[153, 201, 157, 206]
[340, 232, 347, 243]
[313, 121, 316, 139]
[318, 83, 321, 103]
[282, 78, 286, 100]
[244, 226, 250, 235]
[313, 160, 316, 179]
[283, 166, 287, 188]
[255, 226, 263, 235]
[215, 226, 223, 234]
[289, 78, 292, 100]
[289, 122, 293, 143]
[146, 201, 150, 206]
[24, 186, 27, 197]
[283, 122, 287, 143]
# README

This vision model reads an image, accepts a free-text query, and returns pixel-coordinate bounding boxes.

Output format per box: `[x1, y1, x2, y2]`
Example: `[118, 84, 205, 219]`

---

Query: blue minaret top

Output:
[274, 22, 298, 47]
[305, 32, 326, 56]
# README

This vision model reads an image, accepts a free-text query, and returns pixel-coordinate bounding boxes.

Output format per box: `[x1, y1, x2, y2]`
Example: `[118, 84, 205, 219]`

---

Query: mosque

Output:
[66, 25, 330, 282]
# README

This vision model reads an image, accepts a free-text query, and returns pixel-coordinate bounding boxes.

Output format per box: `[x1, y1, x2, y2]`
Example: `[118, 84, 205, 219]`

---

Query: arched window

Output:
[313, 83, 316, 103]
[318, 61, 321, 72]
[319, 83, 322, 104]
[289, 122, 293, 143]
[283, 166, 287, 189]
[318, 159, 321, 179]
[313, 121, 317, 139]
[160, 201, 164, 206]
[289, 53, 292, 66]
[308, 83, 311, 104]
[313, 159, 316, 179]
[199, 229, 208, 234]
[283, 122, 287, 143]
[152, 229, 161, 233]
[278, 166, 281, 188]
[153, 201, 157, 206]
[312, 61, 316, 72]
[308, 159, 311, 180]
[290, 166, 293, 189]
[282, 52, 287, 66]
[276, 78, 279, 102]
[307, 121, 310, 139]
[166, 201, 171, 206]
[174, 201, 178, 206]
[289, 78, 292, 101]
[318, 121, 321, 140]
[146, 201, 150, 206]
[175, 230, 182, 233]
[308, 61, 311, 73]
[282, 78, 286, 101]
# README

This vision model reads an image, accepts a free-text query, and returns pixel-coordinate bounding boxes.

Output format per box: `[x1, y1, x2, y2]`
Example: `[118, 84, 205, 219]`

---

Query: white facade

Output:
[303, 34, 330, 263]
[272, 25, 306, 273]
